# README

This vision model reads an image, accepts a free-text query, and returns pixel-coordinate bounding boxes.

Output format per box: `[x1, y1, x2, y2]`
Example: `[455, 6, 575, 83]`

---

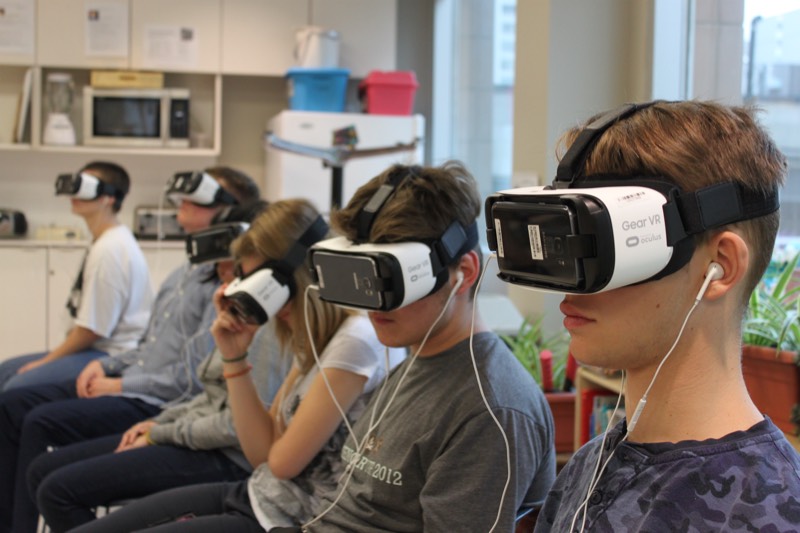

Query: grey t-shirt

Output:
[534, 417, 800, 532]
[308, 331, 556, 532]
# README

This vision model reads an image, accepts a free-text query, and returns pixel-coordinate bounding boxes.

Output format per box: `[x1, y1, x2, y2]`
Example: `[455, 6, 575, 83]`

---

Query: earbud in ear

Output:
[695, 262, 724, 301]
[455, 270, 465, 285]
[707, 262, 724, 281]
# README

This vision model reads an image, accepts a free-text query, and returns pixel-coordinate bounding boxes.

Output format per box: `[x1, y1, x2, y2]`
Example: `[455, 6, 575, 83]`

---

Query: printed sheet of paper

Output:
[0, 0, 34, 56]
[85, 2, 129, 57]
[142, 25, 198, 69]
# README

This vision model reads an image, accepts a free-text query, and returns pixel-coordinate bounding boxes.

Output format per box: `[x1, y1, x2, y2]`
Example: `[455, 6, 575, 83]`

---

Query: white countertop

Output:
[0, 238, 185, 249]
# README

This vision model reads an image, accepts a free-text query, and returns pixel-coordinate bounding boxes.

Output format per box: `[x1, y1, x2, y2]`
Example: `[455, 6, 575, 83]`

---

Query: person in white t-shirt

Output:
[0, 161, 153, 391]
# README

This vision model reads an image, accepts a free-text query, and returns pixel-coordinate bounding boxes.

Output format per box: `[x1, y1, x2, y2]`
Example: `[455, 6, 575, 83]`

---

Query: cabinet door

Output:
[221, 0, 308, 76]
[0, 247, 48, 360]
[46, 246, 86, 350]
[142, 246, 188, 294]
[311, 0, 397, 78]
[130, 0, 221, 73]
[37, 0, 131, 69]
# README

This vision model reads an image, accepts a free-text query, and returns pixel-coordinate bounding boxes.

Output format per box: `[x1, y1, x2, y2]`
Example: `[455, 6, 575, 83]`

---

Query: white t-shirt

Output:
[69, 224, 153, 355]
[248, 313, 406, 529]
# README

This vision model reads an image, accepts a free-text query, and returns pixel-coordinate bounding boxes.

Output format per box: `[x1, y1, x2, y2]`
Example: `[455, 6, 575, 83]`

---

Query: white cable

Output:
[569, 373, 626, 533]
[469, 253, 511, 533]
[302, 270, 464, 530]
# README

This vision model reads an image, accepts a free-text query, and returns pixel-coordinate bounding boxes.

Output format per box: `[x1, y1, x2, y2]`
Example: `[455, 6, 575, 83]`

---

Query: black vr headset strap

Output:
[668, 182, 780, 242]
[355, 166, 417, 242]
[554, 102, 660, 188]
[272, 216, 330, 297]
[428, 221, 479, 291]
[213, 187, 238, 206]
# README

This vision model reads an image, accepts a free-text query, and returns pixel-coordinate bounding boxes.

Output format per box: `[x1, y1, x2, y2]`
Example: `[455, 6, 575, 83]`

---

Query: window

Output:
[432, 0, 516, 204]
[690, 0, 800, 256]
[743, 2, 800, 244]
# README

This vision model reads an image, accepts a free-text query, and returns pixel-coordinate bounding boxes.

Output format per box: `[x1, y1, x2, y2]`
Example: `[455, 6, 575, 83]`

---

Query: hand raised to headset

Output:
[210, 284, 260, 363]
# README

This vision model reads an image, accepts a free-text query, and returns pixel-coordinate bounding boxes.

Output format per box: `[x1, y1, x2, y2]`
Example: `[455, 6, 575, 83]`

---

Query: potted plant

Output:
[742, 251, 800, 434]
[501, 317, 575, 453]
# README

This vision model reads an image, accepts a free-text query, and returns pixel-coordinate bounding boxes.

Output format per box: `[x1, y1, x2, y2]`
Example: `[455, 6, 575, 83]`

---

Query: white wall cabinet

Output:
[311, 0, 397, 78]
[46, 246, 87, 351]
[220, 0, 397, 77]
[0, 241, 186, 361]
[130, 0, 222, 73]
[0, 247, 48, 361]
[37, 0, 130, 69]
[221, 0, 308, 76]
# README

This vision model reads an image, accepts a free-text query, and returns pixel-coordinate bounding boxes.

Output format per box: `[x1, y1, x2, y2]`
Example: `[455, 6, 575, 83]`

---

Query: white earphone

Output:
[695, 261, 724, 301]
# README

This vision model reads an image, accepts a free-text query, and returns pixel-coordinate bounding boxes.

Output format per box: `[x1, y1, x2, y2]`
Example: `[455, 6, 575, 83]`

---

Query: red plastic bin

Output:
[358, 71, 418, 115]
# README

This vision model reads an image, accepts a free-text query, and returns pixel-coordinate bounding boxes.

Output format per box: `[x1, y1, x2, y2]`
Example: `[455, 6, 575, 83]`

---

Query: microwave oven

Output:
[83, 87, 190, 148]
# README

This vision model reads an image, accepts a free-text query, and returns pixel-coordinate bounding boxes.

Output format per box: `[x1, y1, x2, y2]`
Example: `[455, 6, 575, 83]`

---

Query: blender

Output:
[43, 73, 77, 146]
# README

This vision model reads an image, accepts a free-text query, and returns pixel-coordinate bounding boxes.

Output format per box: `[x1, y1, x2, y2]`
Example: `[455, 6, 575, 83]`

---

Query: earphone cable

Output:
[301, 272, 464, 530]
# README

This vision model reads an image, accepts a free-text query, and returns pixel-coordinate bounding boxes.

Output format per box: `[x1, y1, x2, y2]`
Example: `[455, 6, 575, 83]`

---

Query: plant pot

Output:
[742, 344, 800, 433]
[545, 391, 576, 453]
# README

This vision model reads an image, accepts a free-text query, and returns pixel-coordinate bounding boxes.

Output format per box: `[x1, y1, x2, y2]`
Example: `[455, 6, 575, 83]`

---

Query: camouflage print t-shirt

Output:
[535, 417, 800, 532]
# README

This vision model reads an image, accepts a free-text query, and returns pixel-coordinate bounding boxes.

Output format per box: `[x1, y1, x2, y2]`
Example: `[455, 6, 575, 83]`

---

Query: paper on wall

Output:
[142, 25, 198, 69]
[0, 0, 34, 56]
[85, 2, 129, 57]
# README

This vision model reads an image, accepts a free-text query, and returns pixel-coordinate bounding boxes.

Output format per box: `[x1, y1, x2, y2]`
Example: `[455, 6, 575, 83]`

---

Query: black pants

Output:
[68, 482, 264, 533]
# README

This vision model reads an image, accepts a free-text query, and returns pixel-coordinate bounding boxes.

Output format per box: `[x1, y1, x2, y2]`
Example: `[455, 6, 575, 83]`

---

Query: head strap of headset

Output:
[249, 215, 329, 299]
[550, 101, 780, 280]
[355, 165, 479, 287]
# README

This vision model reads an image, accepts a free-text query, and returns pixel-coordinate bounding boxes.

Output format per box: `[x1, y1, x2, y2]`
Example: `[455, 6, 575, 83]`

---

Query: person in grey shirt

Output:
[0, 166, 261, 533]
[297, 162, 556, 533]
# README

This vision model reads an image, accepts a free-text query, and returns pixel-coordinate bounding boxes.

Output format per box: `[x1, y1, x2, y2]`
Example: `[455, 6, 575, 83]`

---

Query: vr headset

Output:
[186, 222, 249, 264]
[308, 168, 479, 311]
[55, 172, 118, 200]
[485, 102, 780, 294]
[165, 171, 237, 207]
[222, 215, 329, 325]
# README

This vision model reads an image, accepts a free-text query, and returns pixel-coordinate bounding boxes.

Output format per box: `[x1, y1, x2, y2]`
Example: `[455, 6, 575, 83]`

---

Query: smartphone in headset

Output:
[493, 201, 581, 289]
[312, 251, 384, 310]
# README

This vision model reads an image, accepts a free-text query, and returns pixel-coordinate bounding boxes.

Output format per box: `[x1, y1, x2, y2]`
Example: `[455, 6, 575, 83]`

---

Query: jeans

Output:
[0, 350, 107, 391]
[0, 381, 161, 533]
[28, 434, 250, 533]
[68, 482, 264, 533]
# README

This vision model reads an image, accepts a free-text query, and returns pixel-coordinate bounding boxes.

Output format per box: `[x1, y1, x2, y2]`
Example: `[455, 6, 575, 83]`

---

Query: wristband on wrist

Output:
[144, 429, 156, 446]
[221, 351, 249, 363]
[223, 363, 253, 380]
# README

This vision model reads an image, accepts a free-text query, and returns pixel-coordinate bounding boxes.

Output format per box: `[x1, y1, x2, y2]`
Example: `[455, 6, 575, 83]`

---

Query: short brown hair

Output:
[232, 198, 350, 373]
[205, 166, 260, 205]
[332, 161, 481, 247]
[557, 101, 787, 305]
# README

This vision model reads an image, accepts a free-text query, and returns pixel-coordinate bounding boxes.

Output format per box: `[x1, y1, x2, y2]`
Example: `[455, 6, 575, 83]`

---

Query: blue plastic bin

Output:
[286, 68, 350, 112]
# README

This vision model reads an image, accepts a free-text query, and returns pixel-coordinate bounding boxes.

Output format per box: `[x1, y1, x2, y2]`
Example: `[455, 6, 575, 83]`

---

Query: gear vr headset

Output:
[485, 101, 780, 294]
[222, 216, 329, 325]
[186, 222, 249, 264]
[55, 172, 118, 200]
[307, 167, 479, 311]
[165, 171, 237, 207]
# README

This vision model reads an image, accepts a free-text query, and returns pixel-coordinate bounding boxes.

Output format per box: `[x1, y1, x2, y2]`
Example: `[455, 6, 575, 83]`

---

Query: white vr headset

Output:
[307, 166, 479, 311]
[165, 171, 237, 207]
[222, 216, 329, 325]
[485, 102, 780, 294]
[55, 172, 118, 200]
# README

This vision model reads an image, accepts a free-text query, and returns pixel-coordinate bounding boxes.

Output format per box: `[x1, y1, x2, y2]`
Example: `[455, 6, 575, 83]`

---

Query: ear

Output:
[701, 230, 749, 301]
[453, 250, 480, 296]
